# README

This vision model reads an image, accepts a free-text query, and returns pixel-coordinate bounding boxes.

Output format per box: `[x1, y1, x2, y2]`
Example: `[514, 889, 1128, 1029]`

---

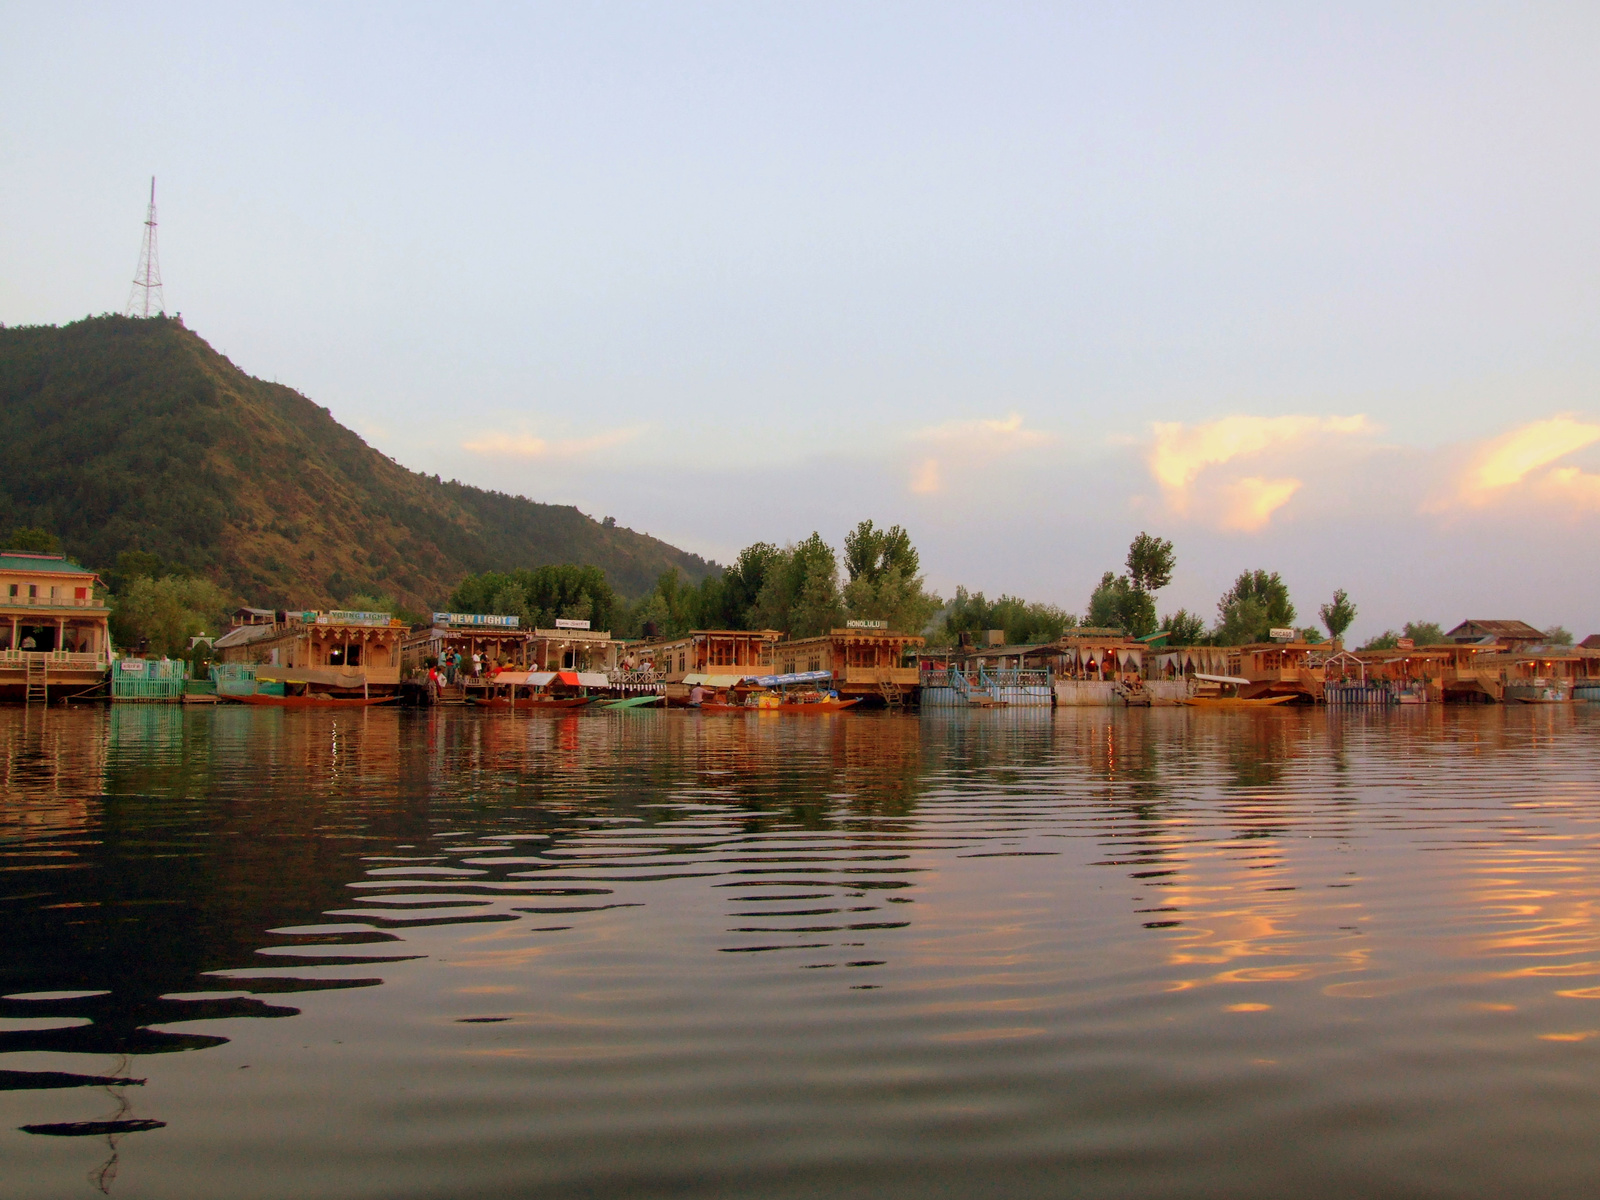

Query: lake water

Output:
[3, 704, 1600, 1198]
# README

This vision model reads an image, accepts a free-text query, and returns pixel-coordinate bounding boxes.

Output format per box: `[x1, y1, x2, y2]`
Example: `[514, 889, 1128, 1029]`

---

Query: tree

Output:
[935, 588, 1076, 645]
[450, 564, 618, 632]
[1402, 621, 1447, 646]
[1545, 625, 1573, 646]
[111, 575, 229, 657]
[1361, 630, 1400, 651]
[7, 527, 59, 554]
[1161, 608, 1208, 646]
[1126, 532, 1175, 594]
[751, 533, 843, 637]
[1319, 589, 1357, 642]
[1214, 570, 1295, 645]
[841, 520, 941, 633]
[1087, 571, 1155, 636]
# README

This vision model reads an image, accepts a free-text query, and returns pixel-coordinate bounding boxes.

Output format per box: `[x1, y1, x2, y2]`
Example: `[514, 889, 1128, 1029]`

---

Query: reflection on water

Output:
[3, 705, 1600, 1197]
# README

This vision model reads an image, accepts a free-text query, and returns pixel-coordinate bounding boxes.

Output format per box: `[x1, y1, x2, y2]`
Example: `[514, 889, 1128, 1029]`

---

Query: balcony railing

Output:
[0, 594, 107, 609]
[0, 650, 108, 669]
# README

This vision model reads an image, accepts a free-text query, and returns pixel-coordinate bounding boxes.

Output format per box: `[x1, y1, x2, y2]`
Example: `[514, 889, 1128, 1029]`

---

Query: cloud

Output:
[906, 413, 1052, 495]
[462, 426, 643, 459]
[1218, 477, 1302, 532]
[1447, 415, 1600, 509]
[1144, 413, 1372, 530]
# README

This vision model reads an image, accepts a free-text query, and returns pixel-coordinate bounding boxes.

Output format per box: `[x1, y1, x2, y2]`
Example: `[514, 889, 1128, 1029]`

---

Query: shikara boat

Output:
[469, 669, 596, 709]
[231, 692, 396, 708]
[602, 694, 664, 709]
[700, 696, 860, 713]
[1180, 694, 1297, 709]
[1181, 673, 1299, 708]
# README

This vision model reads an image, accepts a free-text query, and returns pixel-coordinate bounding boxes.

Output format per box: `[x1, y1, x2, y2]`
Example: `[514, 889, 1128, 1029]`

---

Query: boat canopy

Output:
[682, 673, 748, 687]
[749, 670, 834, 688]
[1194, 673, 1252, 686]
[491, 670, 533, 685]
[575, 672, 610, 688]
[526, 671, 557, 686]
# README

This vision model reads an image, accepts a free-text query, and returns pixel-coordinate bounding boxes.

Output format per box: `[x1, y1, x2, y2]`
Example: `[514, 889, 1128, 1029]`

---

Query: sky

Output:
[4, 2, 1600, 639]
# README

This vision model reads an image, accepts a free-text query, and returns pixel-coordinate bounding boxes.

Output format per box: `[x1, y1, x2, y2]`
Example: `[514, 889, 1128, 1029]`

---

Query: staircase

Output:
[1115, 679, 1152, 707]
[876, 672, 906, 710]
[433, 683, 466, 705]
[24, 656, 46, 705]
[951, 669, 1005, 708]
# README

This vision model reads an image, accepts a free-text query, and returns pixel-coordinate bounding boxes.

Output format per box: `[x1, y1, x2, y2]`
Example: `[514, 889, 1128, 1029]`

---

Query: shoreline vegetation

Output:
[12, 518, 1571, 665]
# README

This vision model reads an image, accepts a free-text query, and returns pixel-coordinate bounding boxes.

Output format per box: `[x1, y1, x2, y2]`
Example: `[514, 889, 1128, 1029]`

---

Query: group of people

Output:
[424, 649, 511, 700]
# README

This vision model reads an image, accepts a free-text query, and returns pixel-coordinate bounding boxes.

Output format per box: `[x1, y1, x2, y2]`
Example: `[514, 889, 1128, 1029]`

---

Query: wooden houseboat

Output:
[771, 625, 925, 706]
[1048, 629, 1152, 706]
[1491, 644, 1582, 702]
[214, 609, 405, 699]
[401, 612, 535, 678]
[634, 629, 781, 704]
[1445, 619, 1548, 651]
[1226, 641, 1327, 702]
[0, 553, 113, 702]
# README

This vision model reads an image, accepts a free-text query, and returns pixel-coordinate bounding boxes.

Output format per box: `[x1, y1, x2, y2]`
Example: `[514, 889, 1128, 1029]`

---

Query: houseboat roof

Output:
[0, 552, 99, 579]
[212, 624, 278, 651]
[1446, 619, 1546, 642]
[1582, 634, 1600, 650]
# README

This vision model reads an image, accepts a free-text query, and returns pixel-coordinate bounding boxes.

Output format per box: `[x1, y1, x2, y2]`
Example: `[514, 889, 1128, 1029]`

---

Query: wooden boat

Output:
[1181, 694, 1298, 709]
[471, 695, 592, 710]
[602, 694, 663, 709]
[700, 697, 860, 713]
[230, 692, 396, 708]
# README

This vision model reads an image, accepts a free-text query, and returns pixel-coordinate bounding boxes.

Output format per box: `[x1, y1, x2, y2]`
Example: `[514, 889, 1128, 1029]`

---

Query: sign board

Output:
[118, 659, 146, 673]
[1396, 637, 1415, 649]
[1269, 627, 1296, 642]
[846, 620, 888, 630]
[432, 613, 521, 628]
[320, 610, 392, 627]
[554, 619, 591, 630]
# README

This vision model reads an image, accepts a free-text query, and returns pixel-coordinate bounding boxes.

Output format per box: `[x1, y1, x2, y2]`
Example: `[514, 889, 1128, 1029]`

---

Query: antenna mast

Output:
[125, 177, 165, 318]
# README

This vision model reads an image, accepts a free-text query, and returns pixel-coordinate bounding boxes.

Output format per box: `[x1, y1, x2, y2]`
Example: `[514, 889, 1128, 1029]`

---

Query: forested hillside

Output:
[0, 316, 713, 608]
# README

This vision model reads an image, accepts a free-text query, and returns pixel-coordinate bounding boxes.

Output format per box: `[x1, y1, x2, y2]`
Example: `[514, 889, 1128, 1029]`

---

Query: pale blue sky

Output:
[5, 4, 1600, 635]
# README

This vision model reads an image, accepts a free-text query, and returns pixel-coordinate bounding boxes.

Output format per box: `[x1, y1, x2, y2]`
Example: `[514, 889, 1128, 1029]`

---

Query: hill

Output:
[0, 315, 715, 608]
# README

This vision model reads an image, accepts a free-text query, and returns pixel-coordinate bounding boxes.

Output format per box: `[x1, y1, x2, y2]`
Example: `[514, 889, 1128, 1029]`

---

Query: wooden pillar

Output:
[9, 616, 16, 653]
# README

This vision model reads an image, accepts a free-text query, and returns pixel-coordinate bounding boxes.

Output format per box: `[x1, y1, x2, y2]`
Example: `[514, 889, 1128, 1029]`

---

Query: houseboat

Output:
[0, 552, 113, 702]
[401, 612, 534, 678]
[633, 629, 781, 705]
[770, 624, 925, 706]
[213, 609, 405, 700]
[1226, 640, 1326, 703]
[1047, 629, 1153, 706]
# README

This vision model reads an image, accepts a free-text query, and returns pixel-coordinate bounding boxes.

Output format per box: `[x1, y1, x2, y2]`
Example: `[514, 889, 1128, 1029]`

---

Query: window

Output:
[678, 652, 686, 673]
[27, 585, 36, 599]
[74, 587, 87, 601]
[7, 585, 14, 598]
[710, 640, 734, 667]
[808, 656, 821, 672]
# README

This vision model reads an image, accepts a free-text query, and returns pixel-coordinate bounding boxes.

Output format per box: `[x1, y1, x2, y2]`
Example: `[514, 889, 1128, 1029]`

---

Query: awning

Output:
[491, 670, 532, 685]
[526, 671, 557, 686]
[1195, 673, 1252, 686]
[576, 672, 610, 688]
[682, 673, 707, 685]
[749, 670, 834, 688]
[554, 671, 580, 686]
[702, 675, 746, 688]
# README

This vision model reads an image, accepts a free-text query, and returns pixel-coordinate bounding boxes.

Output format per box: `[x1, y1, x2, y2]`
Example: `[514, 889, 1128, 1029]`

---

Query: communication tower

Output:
[124, 177, 165, 318]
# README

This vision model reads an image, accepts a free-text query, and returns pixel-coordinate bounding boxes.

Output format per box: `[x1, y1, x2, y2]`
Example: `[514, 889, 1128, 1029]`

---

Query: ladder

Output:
[24, 656, 46, 705]
[877, 672, 905, 710]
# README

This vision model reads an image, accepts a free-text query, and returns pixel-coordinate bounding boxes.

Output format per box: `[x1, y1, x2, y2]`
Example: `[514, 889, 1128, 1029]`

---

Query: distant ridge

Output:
[0, 316, 714, 608]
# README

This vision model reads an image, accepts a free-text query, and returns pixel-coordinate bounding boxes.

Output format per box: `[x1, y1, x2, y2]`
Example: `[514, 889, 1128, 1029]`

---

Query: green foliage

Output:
[0, 316, 713, 611]
[1214, 570, 1296, 645]
[937, 587, 1077, 645]
[1545, 625, 1573, 646]
[1297, 626, 1325, 644]
[450, 564, 618, 632]
[1402, 621, 1448, 646]
[1160, 608, 1208, 646]
[6, 527, 58, 554]
[345, 592, 426, 627]
[1361, 630, 1400, 651]
[111, 575, 230, 657]
[1319, 589, 1357, 641]
[1125, 532, 1175, 594]
[752, 533, 843, 638]
[841, 520, 940, 633]
[1087, 570, 1156, 637]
